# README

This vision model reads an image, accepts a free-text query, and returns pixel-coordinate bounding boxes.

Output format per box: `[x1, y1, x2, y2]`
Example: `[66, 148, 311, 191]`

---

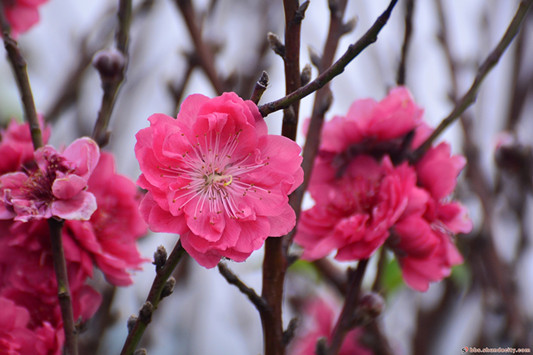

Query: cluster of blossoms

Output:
[1, 0, 49, 36]
[295, 87, 472, 291]
[136, 92, 303, 267]
[0, 119, 146, 353]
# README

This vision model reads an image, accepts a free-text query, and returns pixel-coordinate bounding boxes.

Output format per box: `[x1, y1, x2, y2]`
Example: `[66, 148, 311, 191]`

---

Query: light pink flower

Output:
[0, 137, 100, 222]
[2, 0, 49, 36]
[289, 298, 372, 355]
[0, 117, 51, 175]
[136, 92, 303, 267]
[63, 152, 148, 286]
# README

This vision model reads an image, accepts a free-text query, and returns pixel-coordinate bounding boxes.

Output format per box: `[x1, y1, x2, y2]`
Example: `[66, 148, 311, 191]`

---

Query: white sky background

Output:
[1, 0, 532, 354]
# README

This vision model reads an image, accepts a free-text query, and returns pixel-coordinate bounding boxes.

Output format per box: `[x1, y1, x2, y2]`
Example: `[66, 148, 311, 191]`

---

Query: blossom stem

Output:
[49, 218, 79, 355]
[120, 241, 186, 355]
[258, 0, 399, 117]
[92, 0, 132, 147]
[326, 259, 368, 355]
[0, 9, 43, 150]
[412, 0, 533, 161]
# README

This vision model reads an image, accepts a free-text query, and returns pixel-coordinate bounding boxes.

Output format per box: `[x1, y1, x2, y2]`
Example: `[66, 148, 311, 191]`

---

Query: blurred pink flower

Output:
[0, 118, 51, 175]
[296, 87, 471, 291]
[136, 92, 303, 267]
[0, 220, 101, 354]
[0, 137, 100, 222]
[389, 143, 472, 291]
[290, 298, 372, 355]
[296, 156, 414, 261]
[63, 152, 148, 286]
[2, 0, 49, 36]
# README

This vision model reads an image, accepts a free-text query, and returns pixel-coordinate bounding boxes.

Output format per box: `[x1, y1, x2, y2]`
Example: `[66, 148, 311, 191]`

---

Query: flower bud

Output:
[127, 315, 138, 333]
[153, 245, 167, 270]
[161, 277, 176, 299]
[93, 49, 125, 83]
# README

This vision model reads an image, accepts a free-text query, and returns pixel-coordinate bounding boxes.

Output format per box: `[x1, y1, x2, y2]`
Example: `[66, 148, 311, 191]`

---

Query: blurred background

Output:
[1, 0, 532, 354]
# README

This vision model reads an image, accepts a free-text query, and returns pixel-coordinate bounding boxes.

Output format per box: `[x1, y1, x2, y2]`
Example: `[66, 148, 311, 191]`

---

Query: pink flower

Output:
[389, 143, 472, 291]
[289, 298, 372, 355]
[295, 87, 472, 291]
[296, 155, 415, 260]
[0, 137, 100, 222]
[136, 92, 303, 267]
[2, 0, 49, 36]
[63, 152, 148, 286]
[0, 118, 51, 175]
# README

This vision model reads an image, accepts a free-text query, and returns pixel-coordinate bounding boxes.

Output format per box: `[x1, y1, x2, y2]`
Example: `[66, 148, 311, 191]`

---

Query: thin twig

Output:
[217, 263, 270, 313]
[396, 0, 415, 85]
[91, 0, 133, 147]
[0, 11, 43, 149]
[326, 259, 369, 355]
[412, 0, 533, 161]
[258, 0, 399, 117]
[120, 241, 186, 355]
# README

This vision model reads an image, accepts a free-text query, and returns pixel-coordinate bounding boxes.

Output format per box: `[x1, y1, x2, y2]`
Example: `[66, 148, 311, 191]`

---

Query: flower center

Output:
[159, 130, 271, 219]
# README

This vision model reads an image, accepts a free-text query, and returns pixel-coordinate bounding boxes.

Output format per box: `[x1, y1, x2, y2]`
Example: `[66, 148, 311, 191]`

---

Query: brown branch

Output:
[283, 0, 349, 253]
[0, 11, 43, 149]
[217, 263, 270, 313]
[120, 241, 186, 355]
[258, 0, 399, 117]
[91, 0, 133, 147]
[412, 0, 533, 161]
[174, 0, 224, 95]
[326, 259, 369, 355]
[396, 0, 415, 85]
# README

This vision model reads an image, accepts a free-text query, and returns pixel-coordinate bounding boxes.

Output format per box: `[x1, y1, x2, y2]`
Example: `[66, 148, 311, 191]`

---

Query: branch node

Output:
[139, 302, 154, 325]
[161, 277, 176, 299]
[267, 32, 286, 57]
[250, 71, 270, 104]
[295, 1, 310, 23]
[283, 317, 299, 345]
[127, 315, 138, 333]
[308, 46, 322, 69]
[342, 16, 358, 35]
[300, 64, 312, 86]
[133, 349, 148, 355]
[153, 245, 168, 271]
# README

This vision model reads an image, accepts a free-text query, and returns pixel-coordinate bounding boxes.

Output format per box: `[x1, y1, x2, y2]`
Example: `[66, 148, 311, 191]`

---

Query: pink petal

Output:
[62, 137, 100, 180]
[51, 191, 97, 220]
[139, 192, 187, 235]
[52, 174, 86, 200]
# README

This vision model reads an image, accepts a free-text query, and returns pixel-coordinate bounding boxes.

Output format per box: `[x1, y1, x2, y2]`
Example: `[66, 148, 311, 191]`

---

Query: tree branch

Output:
[412, 0, 533, 161]
[91, 0, 133, 147]
[258, 0, 399, 117]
